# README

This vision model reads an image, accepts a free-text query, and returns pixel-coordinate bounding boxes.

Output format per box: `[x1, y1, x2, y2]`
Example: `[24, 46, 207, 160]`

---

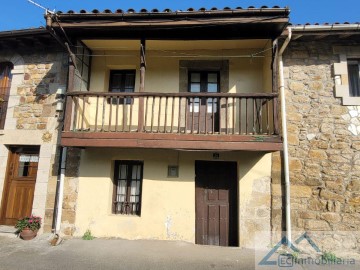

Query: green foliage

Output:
[322, 251, 339, 263]
[82, 229, 95, 240]
[15, 215, 42, 232]
[291, 251, 299, 261]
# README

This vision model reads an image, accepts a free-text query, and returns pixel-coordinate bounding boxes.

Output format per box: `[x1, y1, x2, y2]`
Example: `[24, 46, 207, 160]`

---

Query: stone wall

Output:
[44, 147, 81, 236]
[0, 47, 68, 233]
[271, 39, 360, 257]
[15, 53, 67, 130]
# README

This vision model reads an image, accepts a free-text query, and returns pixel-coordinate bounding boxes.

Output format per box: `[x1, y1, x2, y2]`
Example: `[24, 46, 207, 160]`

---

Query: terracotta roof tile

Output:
[58, 6, 288, 15]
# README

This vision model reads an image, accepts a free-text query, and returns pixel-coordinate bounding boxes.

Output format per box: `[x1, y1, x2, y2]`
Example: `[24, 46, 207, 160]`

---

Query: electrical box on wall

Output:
[56, 86, 66, 111]
[167, 166, 179, 178]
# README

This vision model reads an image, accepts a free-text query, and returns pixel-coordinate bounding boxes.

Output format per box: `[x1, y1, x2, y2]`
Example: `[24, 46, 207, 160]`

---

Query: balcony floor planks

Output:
[61, 132, 283, 151]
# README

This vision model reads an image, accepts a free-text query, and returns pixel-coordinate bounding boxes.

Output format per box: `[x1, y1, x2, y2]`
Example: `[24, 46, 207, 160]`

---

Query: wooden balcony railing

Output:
[64, 92, 279, 136]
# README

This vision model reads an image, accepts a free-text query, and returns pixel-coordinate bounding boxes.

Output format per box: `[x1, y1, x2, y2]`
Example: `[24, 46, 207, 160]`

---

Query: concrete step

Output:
[0, 225, 18, 238]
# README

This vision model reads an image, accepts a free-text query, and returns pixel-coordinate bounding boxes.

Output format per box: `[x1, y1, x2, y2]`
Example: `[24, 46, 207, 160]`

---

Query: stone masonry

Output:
[0, 46, 68, 234]
[15, 54, 67, 130]
[44, 147, 81, 236]
[271, 39, 360, 257]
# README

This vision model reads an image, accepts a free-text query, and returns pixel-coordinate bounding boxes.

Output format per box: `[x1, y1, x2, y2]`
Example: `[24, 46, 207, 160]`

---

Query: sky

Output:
[0, 0, 359, 31]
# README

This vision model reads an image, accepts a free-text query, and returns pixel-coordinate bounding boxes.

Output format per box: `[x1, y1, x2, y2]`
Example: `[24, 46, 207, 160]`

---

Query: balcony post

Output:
[138, 38, 146, 132]
[64, 58, 75, 132]
[272, 39, 280, 135]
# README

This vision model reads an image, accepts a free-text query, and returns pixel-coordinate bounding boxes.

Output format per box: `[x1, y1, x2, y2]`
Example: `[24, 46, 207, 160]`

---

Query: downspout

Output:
[278, 27, 292, 244]
[55, 147, 67, 233]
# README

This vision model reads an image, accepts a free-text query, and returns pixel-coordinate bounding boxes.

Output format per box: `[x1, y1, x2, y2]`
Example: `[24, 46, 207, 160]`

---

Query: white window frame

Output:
[333, 46, 360, 105]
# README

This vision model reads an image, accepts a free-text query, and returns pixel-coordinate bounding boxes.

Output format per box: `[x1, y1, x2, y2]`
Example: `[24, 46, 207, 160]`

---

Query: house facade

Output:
[1, 6, 359, 254]
[45, 7, 289, 247]
[0, 28, 67, 233]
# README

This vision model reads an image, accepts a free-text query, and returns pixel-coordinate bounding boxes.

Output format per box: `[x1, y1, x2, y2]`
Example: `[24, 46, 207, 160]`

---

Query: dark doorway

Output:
[195, 161, 238, 246]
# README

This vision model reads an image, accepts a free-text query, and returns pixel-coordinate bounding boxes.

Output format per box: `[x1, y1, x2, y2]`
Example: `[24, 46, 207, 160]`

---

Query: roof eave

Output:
[291, 24, 360, 34]
[0, 28, 49, 39]
[51, 8, 290, 20]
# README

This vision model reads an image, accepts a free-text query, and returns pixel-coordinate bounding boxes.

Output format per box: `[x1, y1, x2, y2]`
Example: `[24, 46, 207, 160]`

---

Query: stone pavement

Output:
[0, 234, 358, 270]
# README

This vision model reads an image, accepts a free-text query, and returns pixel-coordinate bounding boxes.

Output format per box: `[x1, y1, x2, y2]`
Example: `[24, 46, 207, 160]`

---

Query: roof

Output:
[55, 6, 288, 15]
[0, 27, 61, 50]
[0, 27, 48, 38]
[48, 6, 290, 40]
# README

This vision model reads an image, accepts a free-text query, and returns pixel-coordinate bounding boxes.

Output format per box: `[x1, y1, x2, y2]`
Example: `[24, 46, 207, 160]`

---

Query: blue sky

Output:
[0, 0, 359, 31]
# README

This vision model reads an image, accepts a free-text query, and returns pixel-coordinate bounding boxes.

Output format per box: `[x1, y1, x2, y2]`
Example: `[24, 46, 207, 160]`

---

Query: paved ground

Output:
[0, 233, 358, 270]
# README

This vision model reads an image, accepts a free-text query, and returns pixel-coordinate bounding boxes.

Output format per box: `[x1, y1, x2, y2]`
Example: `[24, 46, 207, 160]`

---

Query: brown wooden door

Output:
[0, 147, 39, 225]
[188, 72, 219, 133]
[195, 161, 238, 246]
[0, 62, 13, 129]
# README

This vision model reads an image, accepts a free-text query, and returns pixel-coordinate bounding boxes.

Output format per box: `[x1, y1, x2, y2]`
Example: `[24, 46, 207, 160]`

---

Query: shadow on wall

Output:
[74, 147, 269, 184]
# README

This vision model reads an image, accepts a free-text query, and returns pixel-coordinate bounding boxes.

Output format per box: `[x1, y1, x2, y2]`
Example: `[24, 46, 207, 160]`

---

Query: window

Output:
[74, 41, 91, 91]
[113, 161, 143, 215]
[333, 46, 360, 105]
[348, 60, 360, 97]
[188, 71, 219, 113]
[17, 154, 39, 177]
[109, 70, 136, 104]
[0, 62, 13, 129]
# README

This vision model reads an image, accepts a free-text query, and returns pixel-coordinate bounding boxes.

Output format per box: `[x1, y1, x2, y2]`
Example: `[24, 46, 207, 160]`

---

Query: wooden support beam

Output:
[61, 132, 283, 151]
[63, 60, 75, 131]
[139, 38, 146, 92]
[272, 39, 279, 135]
[138, 38, 146, 131]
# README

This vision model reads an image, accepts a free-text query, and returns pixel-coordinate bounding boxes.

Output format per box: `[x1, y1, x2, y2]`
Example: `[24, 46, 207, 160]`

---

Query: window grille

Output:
[113, 161, 143, 215]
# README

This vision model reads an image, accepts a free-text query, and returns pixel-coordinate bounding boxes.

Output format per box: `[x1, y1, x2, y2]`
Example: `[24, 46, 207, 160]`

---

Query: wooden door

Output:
[195, 161, 238, 246]
[0, 62, 13, 129]
[0, 147, 39, 225]
[188, 72, 219, 133]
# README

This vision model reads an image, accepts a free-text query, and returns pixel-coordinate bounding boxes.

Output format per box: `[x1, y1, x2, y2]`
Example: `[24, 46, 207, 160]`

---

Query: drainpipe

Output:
[55, 147, 67, 233]
[278, 27, 292, 245]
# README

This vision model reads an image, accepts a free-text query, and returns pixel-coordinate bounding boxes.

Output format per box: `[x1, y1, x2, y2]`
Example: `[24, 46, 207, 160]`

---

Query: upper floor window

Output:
[74, 41, 91, 91]
[333, 46, 360, 105]
[0, 62, 14, 129]
[109, 70, 136, 104]
[348, 60, 360, 97]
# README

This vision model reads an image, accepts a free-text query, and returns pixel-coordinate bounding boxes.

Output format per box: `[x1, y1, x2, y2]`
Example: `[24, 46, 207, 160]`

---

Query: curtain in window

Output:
[114, 162, 143, 215]
[348, 63, 360, 97]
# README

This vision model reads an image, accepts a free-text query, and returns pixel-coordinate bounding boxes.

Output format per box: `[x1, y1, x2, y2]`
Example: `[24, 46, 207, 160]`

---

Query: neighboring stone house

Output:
[0, 28, 67, 233]
[272, 24, 360, 256]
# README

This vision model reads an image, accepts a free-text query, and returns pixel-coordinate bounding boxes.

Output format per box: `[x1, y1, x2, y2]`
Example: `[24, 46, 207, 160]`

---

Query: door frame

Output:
[0, 145, 40, 225]
[195, 160, 239, 246]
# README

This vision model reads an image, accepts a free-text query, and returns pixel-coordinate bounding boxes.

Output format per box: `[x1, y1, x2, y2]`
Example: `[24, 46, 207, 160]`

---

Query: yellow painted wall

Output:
[262, 42, 273, 93]
[89, 46, 269, 94]
[80, 41, 273, 133]
[74, 148, 272, 247]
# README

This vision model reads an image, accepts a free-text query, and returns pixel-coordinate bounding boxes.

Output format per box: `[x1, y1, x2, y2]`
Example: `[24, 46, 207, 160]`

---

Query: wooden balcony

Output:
[61, 92, 282, 151]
